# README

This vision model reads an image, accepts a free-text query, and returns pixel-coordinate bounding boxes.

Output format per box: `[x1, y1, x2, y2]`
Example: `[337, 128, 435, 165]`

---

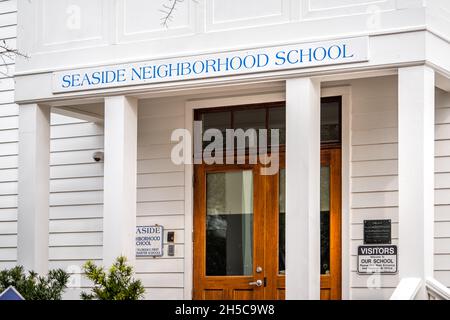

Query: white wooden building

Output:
[1, 0, 450, 300]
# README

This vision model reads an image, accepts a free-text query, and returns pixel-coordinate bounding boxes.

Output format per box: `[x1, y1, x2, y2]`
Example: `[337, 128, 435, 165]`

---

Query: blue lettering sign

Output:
[55, 38, 367, 92]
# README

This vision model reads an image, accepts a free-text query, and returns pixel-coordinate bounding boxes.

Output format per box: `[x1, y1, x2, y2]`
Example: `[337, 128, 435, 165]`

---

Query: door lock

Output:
[249, 279, 263, 287]
[256, 266, 263, 273]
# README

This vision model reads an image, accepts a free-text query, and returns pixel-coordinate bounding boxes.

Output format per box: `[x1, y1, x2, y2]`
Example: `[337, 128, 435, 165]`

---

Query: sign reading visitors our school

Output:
[136, 225, 164, 257]
[53, 37, 369, 93]
[357, 245, 397, 274]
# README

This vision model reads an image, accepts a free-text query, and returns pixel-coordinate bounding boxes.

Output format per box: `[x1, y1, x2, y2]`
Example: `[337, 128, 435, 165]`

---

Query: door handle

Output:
[249, 279, 263, 287]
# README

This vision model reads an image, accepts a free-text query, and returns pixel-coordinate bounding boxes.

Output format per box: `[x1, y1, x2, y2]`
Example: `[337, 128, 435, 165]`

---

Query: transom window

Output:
[194, 97, 342, 150]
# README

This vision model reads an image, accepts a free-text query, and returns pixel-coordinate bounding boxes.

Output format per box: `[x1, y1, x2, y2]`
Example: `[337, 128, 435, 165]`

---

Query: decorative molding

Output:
[117, 0, 196, 43]
[301, 0, 396, 20]
[33, 0, 111, 53]
[205, 0, 291, 32]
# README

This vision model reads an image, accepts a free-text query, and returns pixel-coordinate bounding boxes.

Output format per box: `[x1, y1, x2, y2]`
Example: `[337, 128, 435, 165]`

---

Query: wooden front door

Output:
[193, 162, 268, 300]
[193, 149, 341, 300]
[193, 98, 342, 300]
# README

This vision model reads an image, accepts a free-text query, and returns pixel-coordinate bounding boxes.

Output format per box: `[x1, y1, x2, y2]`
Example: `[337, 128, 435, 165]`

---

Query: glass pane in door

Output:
[206, 170, 253, 276]
[279, 169, 285, 274]
[320, 166, 331, 275]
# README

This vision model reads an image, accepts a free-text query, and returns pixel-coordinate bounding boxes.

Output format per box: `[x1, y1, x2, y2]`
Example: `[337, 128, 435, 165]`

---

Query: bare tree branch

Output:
[0, 40, 29, 77]
[161, 0, 197, 28]
[160, 0, 184, 28]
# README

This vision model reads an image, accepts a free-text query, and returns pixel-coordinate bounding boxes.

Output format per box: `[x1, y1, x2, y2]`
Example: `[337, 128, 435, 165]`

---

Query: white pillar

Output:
[103, 96, 138, 266]
[398, 65, 435, 299]
[17, 104, 50, 274]
[285, 78, 321, 299]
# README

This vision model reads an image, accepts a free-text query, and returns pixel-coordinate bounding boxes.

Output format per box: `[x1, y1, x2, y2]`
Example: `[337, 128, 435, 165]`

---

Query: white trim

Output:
[17, 103, 50, 275]
[285, 77, 321, 299]
[103, 96, 138, 267]
[390, 278, 422, 300]
[322, 86, 352, 300]
[398, 65, 435, 299]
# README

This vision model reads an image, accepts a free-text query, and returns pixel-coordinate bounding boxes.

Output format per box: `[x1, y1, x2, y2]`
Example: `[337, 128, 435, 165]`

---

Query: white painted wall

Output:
[435, 88, 450, 288]
[135, 97, 185, 300]
[48, 112, 104, 299]
[0, 0, 105, 296]
[349, 76, 399, 299]
[0, 0, 18, 270]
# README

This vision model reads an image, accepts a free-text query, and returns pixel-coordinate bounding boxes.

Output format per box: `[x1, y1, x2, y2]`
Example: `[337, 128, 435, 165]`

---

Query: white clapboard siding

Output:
[137, 200, 184, 216]
[435, 89, 450, 287]
[49, 218, 103, 233]
[137, 172, 184, 188]
[349, 76, 400, 298]
[135, 98, 186, 298]
[50, 177, 103, 193]
[46, 108, 104, 300]
[435, 205, 450, 221]
[0, 103, 18, 117]
[0, 234, 16, 247]
[50, 163, 103, 179]
[49, 246, 103, 261]
[137, 187, 184, 202]
[351, 274, 399, 288]
[50, 205, 103, 220]
[144, 288, 184, 300]
[0, 155, 17, 169]
[138, 158, 184, 174]
[0, 208, 16, 221]
[137, 143, 178, 160]
[351, 207, 399, 224]
[0, 128, 17, 143]
[0, 0, 17, 268]
[48, 259, 102, 270]
[0, 11, 16, 28]
[351, 288, 395, 300]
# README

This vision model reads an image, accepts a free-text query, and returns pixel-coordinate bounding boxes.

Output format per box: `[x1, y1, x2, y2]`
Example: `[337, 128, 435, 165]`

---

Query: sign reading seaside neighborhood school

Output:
[358, 245, 397, 274]
[53, 37, 368, 93]
[136, 225, 163, 257]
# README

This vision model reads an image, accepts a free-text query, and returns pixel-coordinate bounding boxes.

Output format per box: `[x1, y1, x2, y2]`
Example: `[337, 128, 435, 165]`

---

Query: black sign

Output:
[364, 219, 391, 244]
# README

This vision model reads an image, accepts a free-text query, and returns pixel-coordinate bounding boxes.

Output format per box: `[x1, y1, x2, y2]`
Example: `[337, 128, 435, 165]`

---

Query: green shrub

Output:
[81, 256, 145, 300]
[0, 266, 69, 300]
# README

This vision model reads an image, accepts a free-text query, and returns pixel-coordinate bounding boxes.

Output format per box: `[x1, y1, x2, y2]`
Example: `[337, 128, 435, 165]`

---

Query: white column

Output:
[285, 78, 321, 300]
[103, 96, 138, 266]
[398, 65, 435, 299]
[17, 104, 50, 274]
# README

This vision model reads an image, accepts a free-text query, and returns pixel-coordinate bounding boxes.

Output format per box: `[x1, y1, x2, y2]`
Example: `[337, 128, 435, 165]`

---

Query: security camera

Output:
[92, 151, 104, 162]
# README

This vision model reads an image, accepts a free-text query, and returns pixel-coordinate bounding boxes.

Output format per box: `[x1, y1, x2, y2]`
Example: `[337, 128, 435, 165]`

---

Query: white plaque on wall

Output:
[136, 225, 164, 257]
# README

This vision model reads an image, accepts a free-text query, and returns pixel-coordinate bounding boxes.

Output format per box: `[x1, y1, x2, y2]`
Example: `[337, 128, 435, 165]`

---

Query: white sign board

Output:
[357, 245, 397, 274]
[136, 225, 163, 257]
[53, 37, 369, 93]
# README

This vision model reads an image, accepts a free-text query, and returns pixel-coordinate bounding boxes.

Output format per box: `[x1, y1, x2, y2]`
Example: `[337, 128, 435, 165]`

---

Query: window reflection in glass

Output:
[320, 166, 330, 275]
[321, 100, 341, 144]
[206, 170, 253, 276]
[279, 169, 285, 274]
[201, 111, 231, 149]
[269, 107, 286, 146]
